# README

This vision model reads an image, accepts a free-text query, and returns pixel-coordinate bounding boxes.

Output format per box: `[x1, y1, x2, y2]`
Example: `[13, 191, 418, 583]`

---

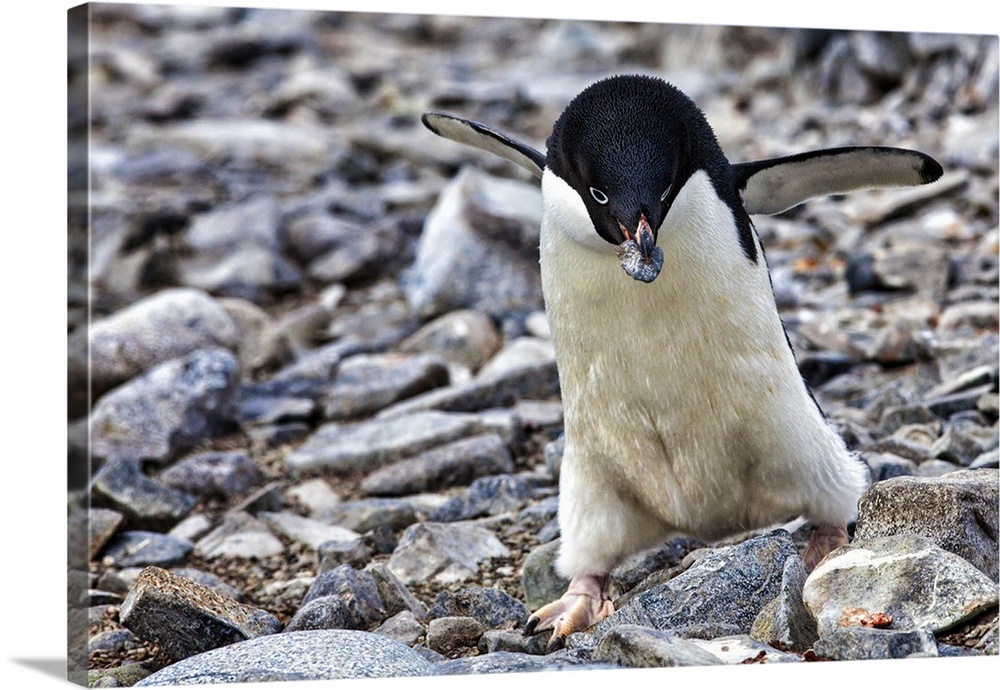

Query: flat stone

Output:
[79, 288, 240, 400]
[373, 610, 425, 647]
[88, 508, 125, 560]
[398, 309, 503, 371]
[90, 347, 241, 464]
[426, 616, 487, 654]
[426, 585, 529, 629]
[101, 531, 194, 568]
[91, 457, 197, 532]
[686, 634, 801, 664]
[387, 521, 509, 585]
[284, 410, 499, 476]
[813, 627, 939, 660]
[404, 167, 543, 320]
[749, 555, 818, 652]
[157, 449, 265, 500]
[359, 434, 514, 496]
[297, 564, 386, 630]
[194, 511, 285, 560]
[593, 531, 799, 638]
[134, 629, 435, 685]
[259, 511, 361, 551]
[120, 566, 281, 662]
[321, 352, 449, 420]
[855, 469, 999, 580]
[803, 533, 999, 638]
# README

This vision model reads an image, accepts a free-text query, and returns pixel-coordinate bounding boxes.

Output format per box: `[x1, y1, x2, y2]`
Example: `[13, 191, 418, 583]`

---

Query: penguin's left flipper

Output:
[734, 146, 944, 216]
[421, 112, 546, 179]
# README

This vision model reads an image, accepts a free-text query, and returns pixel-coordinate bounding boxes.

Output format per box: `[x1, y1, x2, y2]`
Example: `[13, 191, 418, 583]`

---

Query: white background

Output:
[1, 1, 996, 689]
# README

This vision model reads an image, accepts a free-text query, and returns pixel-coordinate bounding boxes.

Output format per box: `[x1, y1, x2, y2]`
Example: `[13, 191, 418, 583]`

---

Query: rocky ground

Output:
[67, 5, 999, 687]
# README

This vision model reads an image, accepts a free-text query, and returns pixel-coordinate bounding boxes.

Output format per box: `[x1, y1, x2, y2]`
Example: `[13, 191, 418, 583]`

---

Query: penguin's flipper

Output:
[733, 146, 944, 216]
[421, 112, 546, 179]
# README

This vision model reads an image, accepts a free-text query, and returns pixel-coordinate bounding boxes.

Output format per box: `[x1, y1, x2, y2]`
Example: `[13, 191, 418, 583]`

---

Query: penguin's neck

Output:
[539, 168, 790, 416]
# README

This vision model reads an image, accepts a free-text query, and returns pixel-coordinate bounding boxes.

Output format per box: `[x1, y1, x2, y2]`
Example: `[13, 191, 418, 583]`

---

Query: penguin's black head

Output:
[546, 75, 728, 282]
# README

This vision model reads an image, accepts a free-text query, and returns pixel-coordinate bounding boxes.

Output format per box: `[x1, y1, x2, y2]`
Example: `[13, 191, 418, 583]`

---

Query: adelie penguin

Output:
[421, 74, 943, 650]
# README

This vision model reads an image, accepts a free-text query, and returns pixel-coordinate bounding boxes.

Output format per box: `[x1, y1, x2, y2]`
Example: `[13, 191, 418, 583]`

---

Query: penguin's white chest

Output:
[538, 169, 853, 540]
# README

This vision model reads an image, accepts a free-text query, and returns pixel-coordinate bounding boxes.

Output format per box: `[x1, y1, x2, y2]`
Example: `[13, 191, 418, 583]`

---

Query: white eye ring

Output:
[660, 185, 672, 202]
[589, 187, 609, 205]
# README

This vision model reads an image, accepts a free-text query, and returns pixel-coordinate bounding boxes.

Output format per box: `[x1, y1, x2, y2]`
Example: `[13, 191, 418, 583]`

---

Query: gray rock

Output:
[321, 353, 449, 420]
[813, 627, 939, 661]
[217, 297, 293, 375]
[749, 556, 818, 652]
[282, 213, 361, 264]
[404, 167, 543, 320]
[80, 288, 240, 400]
[305, 224, 400, 285]
[594, 531, 798, 637]
[88, 508, 125, 560]
[101, 531, 194, 568]
[90, 347, 241, 464]
[429, 474, 535, 521]
[259, 511, 361, 552]
[283, 596, 351, 632]
[544, 434, 565, 477]
[360, 434, 514, 496]
[237, 393, 316, 426]
[88, 629, 141, 656]
[317, 537, 372, 571]
[426, 616, 487, 654]
[591, 625, 722, 667]
[864, 451, 919, 482]
[373, 610, 425, 646]
[157, 449, 264, 500]
[169, 568, 245, 601]
[521, 539, 570, 612]
[929, 425, 990, 466]
[855, 469, 999, 580]
[322, 497, 424, 534]
[134, 629, 435, 685]
[298, 564, 386, 629]
[180, 243, 303, 304]
[399, 309, 502, 371]
[477, 337, 556, 380]
[193, 511, 285, 560]
[612, 537, 703, 594]
[376, 359, 560, 418]
[427, 585, 529, 629]
[364, 562, 427, 619]
[803, 533, 999, 638]
[433, 649, 605, 675]
[478, 628, 550, 655]
[120, 566, 281, 662]
[387, 521, 509, 585]
[284, 478, 342, 520]
[685, 634, 802, 664]
[88, 662, 155, 688]
[284, 410, 500, 476]
[91, 457, 197, 532]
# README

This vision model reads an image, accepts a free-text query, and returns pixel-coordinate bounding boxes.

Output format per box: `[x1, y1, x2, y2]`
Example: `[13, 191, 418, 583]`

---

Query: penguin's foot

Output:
[803, 523, 849, 570]
[522, 574, 614, 652]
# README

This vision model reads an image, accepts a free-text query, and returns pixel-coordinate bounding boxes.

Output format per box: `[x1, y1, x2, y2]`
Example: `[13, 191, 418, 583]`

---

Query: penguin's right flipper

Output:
[422, 112, 546, 179]
[733, 146, 944, 216]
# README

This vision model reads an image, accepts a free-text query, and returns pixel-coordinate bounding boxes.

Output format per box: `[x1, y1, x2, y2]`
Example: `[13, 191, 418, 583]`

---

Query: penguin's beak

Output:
[615, 214, 664, 283]
[619, 215, 657, 264]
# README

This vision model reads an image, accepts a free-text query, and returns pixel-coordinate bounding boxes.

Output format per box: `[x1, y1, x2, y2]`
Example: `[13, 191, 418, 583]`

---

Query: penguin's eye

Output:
[589, 187, 609, 205]
[660, 185, 672, 203]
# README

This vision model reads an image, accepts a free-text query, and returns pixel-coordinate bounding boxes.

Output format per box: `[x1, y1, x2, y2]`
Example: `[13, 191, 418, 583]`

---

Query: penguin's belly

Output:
[539, 170, 849, 542]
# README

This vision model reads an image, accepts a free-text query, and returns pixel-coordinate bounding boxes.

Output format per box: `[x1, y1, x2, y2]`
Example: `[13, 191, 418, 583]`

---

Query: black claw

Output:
[545, 634, 566, 654]
[522, 615, 539, 636]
